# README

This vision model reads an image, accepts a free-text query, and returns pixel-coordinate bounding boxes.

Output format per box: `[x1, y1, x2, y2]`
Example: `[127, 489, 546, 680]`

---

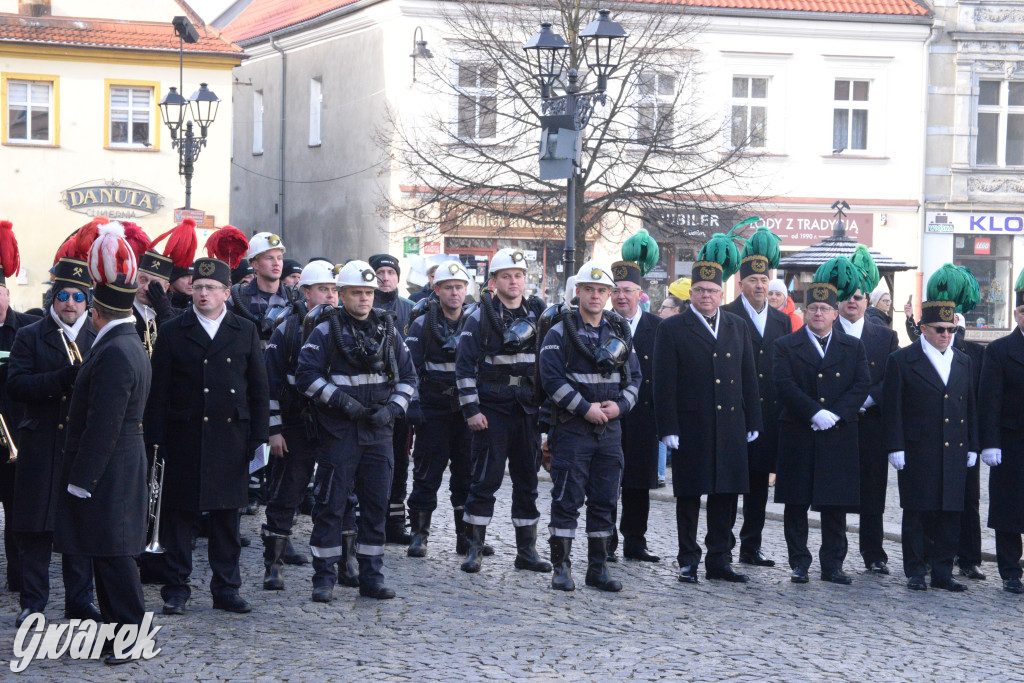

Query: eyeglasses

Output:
[690, 287, 722, 296]
[611, 287, 641, 295]
[806, 305, 833, 314]
[55, 291, 87, 303]
[193, 284, 228, 293]
[659, 304, 678, 311]
[928, 325, 956, 334]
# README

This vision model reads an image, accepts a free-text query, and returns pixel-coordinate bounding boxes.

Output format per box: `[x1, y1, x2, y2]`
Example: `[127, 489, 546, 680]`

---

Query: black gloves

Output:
[330, 390, 369, 421]
[147, 280, 174, 320]
[365, 403, 401, 428]
[58, 363, 79, 389]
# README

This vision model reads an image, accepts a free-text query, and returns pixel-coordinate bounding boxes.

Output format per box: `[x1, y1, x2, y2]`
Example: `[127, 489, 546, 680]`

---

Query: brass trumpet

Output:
[145, 445, 166, 554]
[57, 328, 83, 365]
[143, 316, 156, 359]
[0, 413, 16, 463]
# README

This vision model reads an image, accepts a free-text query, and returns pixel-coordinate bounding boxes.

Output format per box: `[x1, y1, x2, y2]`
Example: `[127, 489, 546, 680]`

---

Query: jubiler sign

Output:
[61, 180, 164, 219]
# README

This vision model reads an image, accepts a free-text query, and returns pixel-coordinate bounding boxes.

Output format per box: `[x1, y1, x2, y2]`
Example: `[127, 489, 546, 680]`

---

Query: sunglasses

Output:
[849, 295, 865, 301]
[55, 291, 86, 303]
[928, 326, 957, 334]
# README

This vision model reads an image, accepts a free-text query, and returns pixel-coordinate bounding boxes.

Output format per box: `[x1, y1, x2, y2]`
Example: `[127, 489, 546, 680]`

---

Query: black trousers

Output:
[463, 407, 541, 528]
[902, 509, 959, 581]
[995, 531, 1023, 581]
[389, 418, 410, 524]
[740, 470, 770, 556]
[407, 412, 472, 513]
[784, 505, 848, 573]
[675, 494, 737, 570]
[956, 464, 982, 567]
[94, 556, 145, 629]
[263, 424, 318, 536]
[0, 467, 20, 590]
[17, 531, 93, 611]
[859, 513, 887, 567]
[161, 507, 241, 602]
[620, 488, 650, 542]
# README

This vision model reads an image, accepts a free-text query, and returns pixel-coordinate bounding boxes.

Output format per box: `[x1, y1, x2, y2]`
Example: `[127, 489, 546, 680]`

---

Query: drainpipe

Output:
[917, 21, 942, 323]
[270, 35, 286, 239]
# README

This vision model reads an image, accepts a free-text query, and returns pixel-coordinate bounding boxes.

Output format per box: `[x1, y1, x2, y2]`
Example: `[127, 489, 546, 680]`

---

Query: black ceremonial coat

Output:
[653, 307, 762, 497]
[8, 313, 96, 532]
[773, 329, 871, 508]
[978, 330, 1024, 532]
[721, 296, 792, 473]
[144, 309, 270, 512]
[0, 309, 40, 486]
[54, 322, 151, 557]
[620, 310, 661, 489]
[882, 340, 978, 512]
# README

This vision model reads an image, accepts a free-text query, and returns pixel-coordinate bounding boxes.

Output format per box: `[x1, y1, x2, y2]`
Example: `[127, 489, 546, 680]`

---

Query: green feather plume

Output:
[1016, 266, 1024, 292]
[621, 229, 660, 276]
[848, 245, 880, 294]
[814, 257, 862, 302]
[740, 223, 782, 269]
[728, 216, 761, 238]
[698, 233, 742, 280]
[926, 263, 967, 304]
[955, 266, 980, 314]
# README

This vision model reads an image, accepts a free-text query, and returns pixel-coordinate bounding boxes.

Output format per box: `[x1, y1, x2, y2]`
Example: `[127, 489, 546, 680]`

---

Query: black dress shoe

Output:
[15, 608, 34, 627]
[1003, 577, 1024, 594]
[906, 576, 927, 591]
[161, 596, 186, 615]
[739, 549, 776, 567]
[677, 564, 699, 584]
[958, 565, 986, 580]
[359, 584, 396, 600]
[623, 539, 661, 563]
[104, 652, 137, 666]
[867, 561, 890, 575]
[931, 577, 968, 592]
[239, 534, 251, 548]
[706, 565, 749, 583]
[212, 594, 252, 613]
[790, 567, 809, 583]
[65, 602, 103, 622]
[821, 569, 853, 585]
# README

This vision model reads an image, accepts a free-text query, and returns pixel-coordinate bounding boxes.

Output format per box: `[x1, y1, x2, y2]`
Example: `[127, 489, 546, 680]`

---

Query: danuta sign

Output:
[61, 180, 164, 219]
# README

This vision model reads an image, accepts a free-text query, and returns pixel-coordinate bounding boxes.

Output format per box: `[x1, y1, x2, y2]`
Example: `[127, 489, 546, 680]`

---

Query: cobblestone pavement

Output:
[1, 465, 1020, 681]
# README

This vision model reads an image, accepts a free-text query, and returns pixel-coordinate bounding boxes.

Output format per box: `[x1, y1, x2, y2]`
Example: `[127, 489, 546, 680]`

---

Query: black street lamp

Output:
[158, 16, 220, 211]
[523, 10, 627, 287]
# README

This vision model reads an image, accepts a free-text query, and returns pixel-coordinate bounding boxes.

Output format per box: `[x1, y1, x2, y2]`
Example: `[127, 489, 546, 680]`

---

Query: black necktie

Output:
[816, 334, 829, 350]
[704, 314, 717, 328]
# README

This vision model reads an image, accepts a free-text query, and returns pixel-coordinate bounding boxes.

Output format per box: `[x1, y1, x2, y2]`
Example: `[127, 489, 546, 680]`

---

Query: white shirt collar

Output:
[49, 305, 88, 343]
[196, 305, 228, 340]
[621, 306, 641, 336]
[92, 315, 136, 346]
[805, 325, 831, 358]
[740, 294, 767, 337]
[133, 300, 155, 322]
[920, 335, 954, 385]
[691, 304, 718, 339]
[838, 315, 865, 339]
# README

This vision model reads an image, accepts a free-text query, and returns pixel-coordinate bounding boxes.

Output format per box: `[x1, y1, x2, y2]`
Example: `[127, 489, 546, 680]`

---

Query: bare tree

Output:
[380, 0, 766, 257]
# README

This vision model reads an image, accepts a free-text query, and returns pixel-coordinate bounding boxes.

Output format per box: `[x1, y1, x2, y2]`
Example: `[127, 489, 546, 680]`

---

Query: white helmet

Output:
[488, 248, 528, 274]
[433, 260, 471, 284]
[575, 260, 615, 287]
[336, 260, 379, 289]
[298, 260, 338, 287]
[247, 232, 286, 260]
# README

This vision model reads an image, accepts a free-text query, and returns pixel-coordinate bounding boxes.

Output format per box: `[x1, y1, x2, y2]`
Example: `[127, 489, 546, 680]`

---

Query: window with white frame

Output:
[109, 85, 153, 147]
[309, 78, 322, 146]
[7, 79, 53, 143]
[253, 90, 264, 155]
[832, 79, 869, 152]
[730, 76, 767, 149]
[455, 62, 497, 140]
[976, 80, 1024, 166]
[636, 72, 676, 146]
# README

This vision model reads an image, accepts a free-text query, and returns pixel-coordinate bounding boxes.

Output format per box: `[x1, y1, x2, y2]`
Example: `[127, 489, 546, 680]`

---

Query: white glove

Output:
[888, 451, 905, 471]
[967, 452, 978, 468]
[662, 435, 679, 450]
[811, 410, 838, 431]
[982, 448, 1002, 467]
[861, 395, 876, 412]
[67, 484, 91, 499]
[746, 431, 759, 443]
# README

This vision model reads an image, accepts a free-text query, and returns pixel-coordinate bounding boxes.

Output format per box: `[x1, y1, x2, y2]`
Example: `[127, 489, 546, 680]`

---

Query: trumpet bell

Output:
[144, 540, 165, 554]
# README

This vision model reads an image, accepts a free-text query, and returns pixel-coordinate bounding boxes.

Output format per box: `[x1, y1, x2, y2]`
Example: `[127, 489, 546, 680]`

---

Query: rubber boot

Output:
[513, 524, 552, 572]
[607, 528, 619, 563]
[460, 523, 487, 573]
[455, 508, 494, 556]
[385, 509, 412, 545]
[407, 510, 431, 558]
[549, 536, 575, 591]
[337, 532, 360, 588]
[282, 537, 309, 566]
[585, 536, 623, 592]
[262, 535, 287, 591]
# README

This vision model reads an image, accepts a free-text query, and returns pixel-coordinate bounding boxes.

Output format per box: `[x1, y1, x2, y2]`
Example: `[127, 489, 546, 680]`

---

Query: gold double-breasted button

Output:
[944, 442, 949, 447]
[716, 405, 722, 410]
[944, 394, 949, 399]
[759, 373, 764, 378]
[819, 398, 826, 403]
[716, 379, 721, 384]
[644, 355, 649, 360]
[835, 372, 840, 378]
[230, 389, 236, 394]
[204, 359, 208, 365]
[226, 358, 232, 364]
[713, 353, 718, 358]
[61, 395, 66, 402]
[227, 418, 232, 423]
[203, 417, 209, 423]
[726, 353, 731, 358]
[818, 373, 823, 379]
[944, 418, 949, 423]
[204, 388, 209, 393]
[57, 424, 63, 430]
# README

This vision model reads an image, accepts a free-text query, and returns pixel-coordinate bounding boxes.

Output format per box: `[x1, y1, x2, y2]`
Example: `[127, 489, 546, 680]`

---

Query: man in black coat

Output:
[774, 280, 870, 585]
[977, 294, 1024, 594]
[654, 260, 762, 584]
[146, 257, 270, 616]
[883, 297, 978, 592]
[610, 261, 662, 562]
[8, 259, 98, 625]
[721, 256, 792, 567]
[951, 316, 986, 581]
[835, 286, 899, 574]
[54, 270, 151, 665]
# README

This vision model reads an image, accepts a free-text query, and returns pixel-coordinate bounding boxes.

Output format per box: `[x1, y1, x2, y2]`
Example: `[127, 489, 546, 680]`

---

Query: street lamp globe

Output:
[578, 9, 628, 92]
[523, 21, 569, 99]
[158, 86, 188, 137]
[188, 82, 220, 136]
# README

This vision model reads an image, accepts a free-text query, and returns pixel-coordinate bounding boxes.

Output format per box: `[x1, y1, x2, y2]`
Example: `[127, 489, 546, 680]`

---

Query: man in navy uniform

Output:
[540, 262, 641, 592]
[296, 260, 417, 601]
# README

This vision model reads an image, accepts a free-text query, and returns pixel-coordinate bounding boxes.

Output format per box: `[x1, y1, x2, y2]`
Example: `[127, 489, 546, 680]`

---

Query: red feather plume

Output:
[120, 221, 152, 261]
[205, 225, 249, 269]
[150, 218, 198, 268]
[0, 221, 20, 279]
[53, 217, 110, 264]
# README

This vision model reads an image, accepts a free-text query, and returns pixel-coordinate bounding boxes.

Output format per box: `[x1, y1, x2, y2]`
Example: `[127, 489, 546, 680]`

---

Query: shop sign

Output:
[926, 211, 1024, 234]
[423, 241, 442, 255]
[403, 237, 420, 255]
[749, 212, 874, 246]
[61, 180, 163, 219]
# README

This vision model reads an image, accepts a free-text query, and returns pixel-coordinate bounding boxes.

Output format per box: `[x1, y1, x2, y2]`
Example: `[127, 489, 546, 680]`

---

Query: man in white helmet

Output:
[456, 248, 551, 575]
[539, 262, 641, 592]
[295, 261, 417, 602]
